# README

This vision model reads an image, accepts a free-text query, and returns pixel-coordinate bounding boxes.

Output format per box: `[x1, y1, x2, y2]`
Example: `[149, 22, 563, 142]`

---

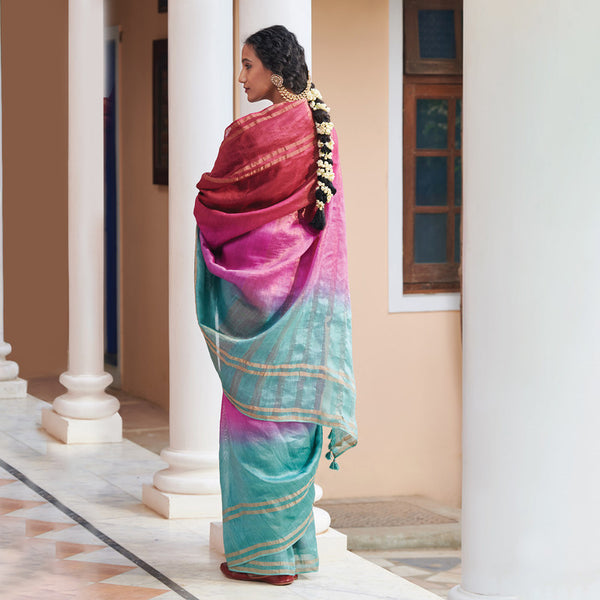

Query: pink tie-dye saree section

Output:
[194, 99, 357, 467]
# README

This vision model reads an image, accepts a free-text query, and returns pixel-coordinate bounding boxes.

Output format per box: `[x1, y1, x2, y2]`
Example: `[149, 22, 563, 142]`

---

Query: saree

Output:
[194, 99, 357, 575]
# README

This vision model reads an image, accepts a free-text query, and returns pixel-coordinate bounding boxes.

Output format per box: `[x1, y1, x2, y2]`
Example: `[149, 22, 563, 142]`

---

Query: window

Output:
[403, 0, 462, 294]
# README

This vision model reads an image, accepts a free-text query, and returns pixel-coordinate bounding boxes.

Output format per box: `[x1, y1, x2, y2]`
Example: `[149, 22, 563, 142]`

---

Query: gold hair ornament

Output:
[270, 73, 313, 102]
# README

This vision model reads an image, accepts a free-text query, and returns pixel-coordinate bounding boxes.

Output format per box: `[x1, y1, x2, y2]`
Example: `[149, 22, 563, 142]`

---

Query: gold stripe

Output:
[225, 390, 357, 436]
[225, 391, 359, 446]
[204, 134, 315, 185]
[226, 512, 312, 560]
[240, 558, 319, 572]
[202, 332, 355, 389]
[223, 483, 311, 523]
[223, 476, 314, 516]
[207, 344, 354, 391]
[233, 133, 314, 177]
[225, 101, 305, 144]
[202, 332, 355, 391]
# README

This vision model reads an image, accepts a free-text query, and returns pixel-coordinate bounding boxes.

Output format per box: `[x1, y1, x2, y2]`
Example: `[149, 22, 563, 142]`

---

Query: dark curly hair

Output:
[245, 25, 336, 230]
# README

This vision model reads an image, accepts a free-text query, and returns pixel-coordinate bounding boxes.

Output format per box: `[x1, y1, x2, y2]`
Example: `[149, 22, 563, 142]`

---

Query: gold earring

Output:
[270, 74, 284, 88]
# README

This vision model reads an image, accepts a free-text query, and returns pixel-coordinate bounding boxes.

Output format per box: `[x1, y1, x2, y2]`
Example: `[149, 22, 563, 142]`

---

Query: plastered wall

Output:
[312, 0, 462, 505]
[2, 0, 69, 378]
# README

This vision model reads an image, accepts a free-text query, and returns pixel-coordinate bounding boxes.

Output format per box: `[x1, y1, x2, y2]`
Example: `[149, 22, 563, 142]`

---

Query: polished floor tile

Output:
[0, 471, 172, 600]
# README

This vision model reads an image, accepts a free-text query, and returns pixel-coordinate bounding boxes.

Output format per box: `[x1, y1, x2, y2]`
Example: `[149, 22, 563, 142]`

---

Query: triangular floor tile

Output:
[0, 497, 45, 515]
[56, 541, 107, 559]
[26, 518, 76, 537]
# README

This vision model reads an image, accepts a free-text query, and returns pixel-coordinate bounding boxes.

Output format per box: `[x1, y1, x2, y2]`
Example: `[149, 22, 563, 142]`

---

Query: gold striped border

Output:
[202, 331, 355, 391]
[237, 557, 319, 573]
[223, 484, 311, 523]
[204, 134, 315, 185]
[223, 476, 314, 517]
[203, 331, 355, 387]
[224, 390, 358, 441]
[227, 512, 314, 565]
[225, 100, 306, 144]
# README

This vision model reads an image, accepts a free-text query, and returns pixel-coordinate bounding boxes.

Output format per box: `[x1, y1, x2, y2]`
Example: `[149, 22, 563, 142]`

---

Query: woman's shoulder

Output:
[225, 100, 310, 138]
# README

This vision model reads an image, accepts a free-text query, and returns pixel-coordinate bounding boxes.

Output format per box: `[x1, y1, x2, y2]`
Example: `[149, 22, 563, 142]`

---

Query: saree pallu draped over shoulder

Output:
[194, 100, 357, 576]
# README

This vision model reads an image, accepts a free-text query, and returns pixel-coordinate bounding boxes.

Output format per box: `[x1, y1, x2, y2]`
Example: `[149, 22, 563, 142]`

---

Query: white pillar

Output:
[237, 0, 311, 116]
[0, 3, 27, 400]
[41, 0, 121, 443]
[142, 0, 231, 519]
[451, 2, 600, 599]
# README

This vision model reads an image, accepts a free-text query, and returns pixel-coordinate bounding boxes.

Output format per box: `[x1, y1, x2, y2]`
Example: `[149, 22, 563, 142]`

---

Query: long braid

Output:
[307, 86, 336, 230]
[245, 26, 337, 231]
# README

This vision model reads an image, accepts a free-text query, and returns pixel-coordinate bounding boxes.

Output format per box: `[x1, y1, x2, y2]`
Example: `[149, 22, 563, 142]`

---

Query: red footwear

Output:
[220, 562, 297, 586]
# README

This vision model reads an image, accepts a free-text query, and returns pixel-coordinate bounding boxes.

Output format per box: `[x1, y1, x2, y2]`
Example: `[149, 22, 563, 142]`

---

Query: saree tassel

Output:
[329, 459, 340, 471]
[325, 451, 332, 460]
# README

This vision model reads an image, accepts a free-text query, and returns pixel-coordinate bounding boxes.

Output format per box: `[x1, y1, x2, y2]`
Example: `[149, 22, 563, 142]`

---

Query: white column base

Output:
[152, 447, 221, 495]
[53, 372, 119, 419]
[142, 483, 221, 519]
[209, 521, 347, 561]
[210, 520, 225, 553]
[0, 377, 27, 398]
[448, 586, 518, 600]
[313, 504, 331, 534]
[317, 527, 348, 560]
[41, 408, 122, 444]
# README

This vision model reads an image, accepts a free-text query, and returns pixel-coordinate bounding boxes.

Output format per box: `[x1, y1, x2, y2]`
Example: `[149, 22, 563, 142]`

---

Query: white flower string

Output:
[307, 87, 336, 226]
[270, 78, 336, 229]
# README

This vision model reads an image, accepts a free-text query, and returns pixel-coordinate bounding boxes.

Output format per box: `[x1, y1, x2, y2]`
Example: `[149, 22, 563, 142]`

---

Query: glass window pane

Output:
[454, 156, 462, 206]
[417, 99, 448, 149]
[455, 99, 462, 149]
[414, 214, 447, 263]
[416, 156, 447, 206]
[454, 213, 461, 264]
[418, 10, 456, 59]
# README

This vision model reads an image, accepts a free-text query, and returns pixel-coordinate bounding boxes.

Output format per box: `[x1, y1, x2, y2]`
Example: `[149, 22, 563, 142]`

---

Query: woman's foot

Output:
[220, 562, 297, 585]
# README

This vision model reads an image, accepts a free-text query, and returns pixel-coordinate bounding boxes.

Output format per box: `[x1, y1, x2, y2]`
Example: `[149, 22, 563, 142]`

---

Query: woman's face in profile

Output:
[238, 44, 282, 104]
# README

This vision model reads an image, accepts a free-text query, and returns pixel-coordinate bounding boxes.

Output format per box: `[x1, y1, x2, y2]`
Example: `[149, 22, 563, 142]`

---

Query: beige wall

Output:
[2, 0, 69, 378]
[312, 0, 462, 505]
[106, 1, 169, 410]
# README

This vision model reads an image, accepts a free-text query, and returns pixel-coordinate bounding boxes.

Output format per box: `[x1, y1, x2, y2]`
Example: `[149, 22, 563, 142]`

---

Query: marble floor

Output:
[0, 394, 443, 600]
[354, 550, 461, 598]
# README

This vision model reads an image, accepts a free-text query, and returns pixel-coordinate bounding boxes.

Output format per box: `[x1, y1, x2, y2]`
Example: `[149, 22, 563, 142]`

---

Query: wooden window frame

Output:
[403, 76, 462, 294]
[404, 0, 463, 75]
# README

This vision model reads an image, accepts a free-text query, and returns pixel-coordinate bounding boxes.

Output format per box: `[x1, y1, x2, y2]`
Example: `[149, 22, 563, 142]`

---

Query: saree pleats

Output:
[220, 394, 322, 575]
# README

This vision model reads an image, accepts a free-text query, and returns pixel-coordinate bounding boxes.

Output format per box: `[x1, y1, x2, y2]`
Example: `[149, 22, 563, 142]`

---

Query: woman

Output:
[194, 25, 357, 586]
